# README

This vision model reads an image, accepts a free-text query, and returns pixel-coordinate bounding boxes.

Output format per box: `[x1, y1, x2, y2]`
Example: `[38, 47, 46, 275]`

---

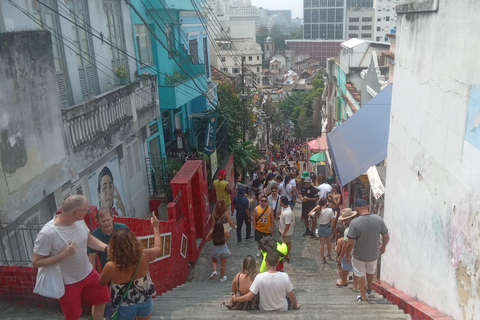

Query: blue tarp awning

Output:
[327, 84, 393, 186]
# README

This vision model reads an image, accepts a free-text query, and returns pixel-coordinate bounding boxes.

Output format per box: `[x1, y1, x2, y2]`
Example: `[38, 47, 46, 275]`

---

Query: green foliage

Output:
[114, 65, 128, 78]
[165, 71, 186, 85]
[153, 158, 183, 200]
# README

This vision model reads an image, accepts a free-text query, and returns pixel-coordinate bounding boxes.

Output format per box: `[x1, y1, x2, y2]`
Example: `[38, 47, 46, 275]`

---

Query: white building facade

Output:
[383, 1, 480, 319]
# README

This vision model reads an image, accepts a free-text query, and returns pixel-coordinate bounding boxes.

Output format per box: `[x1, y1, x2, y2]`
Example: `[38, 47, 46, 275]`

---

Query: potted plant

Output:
[114, 65, 129, 85]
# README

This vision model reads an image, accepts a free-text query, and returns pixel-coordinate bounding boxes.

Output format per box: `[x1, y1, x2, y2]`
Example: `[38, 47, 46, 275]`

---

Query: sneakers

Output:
[309, 232, 318, 239]
[209, 271, 217, 280]
[220, 276, 228, 282]
[321, 258, 327, 264]
[356, 295, 368, 302]
[366, 289, 372, 295]
[303, 230, 310, 237]
[256, 250, 262, 257]
[326, 255, 333, 261]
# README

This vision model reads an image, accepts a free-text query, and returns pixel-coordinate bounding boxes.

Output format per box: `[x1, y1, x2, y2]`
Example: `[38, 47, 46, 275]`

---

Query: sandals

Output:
[336, 279, 348, 287]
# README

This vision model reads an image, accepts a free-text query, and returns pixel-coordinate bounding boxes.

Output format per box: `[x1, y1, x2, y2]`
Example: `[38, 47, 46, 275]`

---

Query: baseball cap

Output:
[354, 198, 368, 207]
[304, 177, 312, 183]
[218, 170, 226, 179]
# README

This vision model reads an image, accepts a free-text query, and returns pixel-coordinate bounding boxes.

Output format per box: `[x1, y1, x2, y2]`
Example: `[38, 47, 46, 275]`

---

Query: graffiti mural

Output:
[87, 155, 127, 216]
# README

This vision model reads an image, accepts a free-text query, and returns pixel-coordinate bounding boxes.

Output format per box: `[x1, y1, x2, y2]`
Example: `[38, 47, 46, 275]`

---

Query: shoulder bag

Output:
[256, 205, 270, 223]
[111, 255, 142, 320]
[33, 221, 69, 299]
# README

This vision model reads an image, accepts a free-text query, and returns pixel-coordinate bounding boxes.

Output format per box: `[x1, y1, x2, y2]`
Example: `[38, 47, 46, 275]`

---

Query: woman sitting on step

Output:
[224, 255, 260, 310]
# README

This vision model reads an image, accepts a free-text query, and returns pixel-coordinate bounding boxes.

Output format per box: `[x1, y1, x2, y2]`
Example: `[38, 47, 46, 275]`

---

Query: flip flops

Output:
[336, 279, 348, 287]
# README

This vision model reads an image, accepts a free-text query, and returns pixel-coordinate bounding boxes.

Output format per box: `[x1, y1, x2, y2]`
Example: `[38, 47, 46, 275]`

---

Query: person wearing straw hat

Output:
[345, 199, 389, 302]
[335, 208, 357, 287]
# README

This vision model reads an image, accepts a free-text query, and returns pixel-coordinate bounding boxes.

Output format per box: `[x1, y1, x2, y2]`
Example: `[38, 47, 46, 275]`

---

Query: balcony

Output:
[145, 0, 195, 11]
[158, 63, 208, 109]
[62, 75, 158, 151]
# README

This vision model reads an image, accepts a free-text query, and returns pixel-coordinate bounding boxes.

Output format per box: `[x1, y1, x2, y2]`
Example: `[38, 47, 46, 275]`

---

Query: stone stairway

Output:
[151, 206, 411, 320]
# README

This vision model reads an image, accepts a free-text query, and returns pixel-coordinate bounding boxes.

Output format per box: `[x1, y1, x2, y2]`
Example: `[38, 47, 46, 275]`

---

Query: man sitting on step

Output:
[230, 252, 301, 311]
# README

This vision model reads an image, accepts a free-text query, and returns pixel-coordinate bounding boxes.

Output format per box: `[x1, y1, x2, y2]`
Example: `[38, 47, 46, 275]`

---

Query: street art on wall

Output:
[465, 84, 480, 150]
[87, 155, 127, 216]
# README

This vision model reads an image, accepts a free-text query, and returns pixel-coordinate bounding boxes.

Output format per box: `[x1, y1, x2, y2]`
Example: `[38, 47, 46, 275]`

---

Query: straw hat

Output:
[338, 208, 357, 221]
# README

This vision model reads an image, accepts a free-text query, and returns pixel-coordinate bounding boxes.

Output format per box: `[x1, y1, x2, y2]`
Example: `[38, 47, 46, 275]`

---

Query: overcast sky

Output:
[251, 0, 303, 19]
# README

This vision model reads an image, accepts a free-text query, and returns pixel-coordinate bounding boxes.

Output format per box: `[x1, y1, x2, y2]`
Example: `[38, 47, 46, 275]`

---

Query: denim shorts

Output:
[117, 297, 153, 320]
[341, 255, 353, 272]
[211, 244, 231, 259]
[317, 222, 332, 237]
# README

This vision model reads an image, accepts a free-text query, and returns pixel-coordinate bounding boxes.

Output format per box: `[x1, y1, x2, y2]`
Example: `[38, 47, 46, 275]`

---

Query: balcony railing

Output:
[62, 75, 157, 150]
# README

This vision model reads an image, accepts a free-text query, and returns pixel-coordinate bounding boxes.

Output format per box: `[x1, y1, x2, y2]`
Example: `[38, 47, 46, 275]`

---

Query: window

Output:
[377, 27, 381, 31]
[105, 1, 127, 84]
[203, 38, 210, 78]
[385, 37, 389, 41]
[377, 17, 381, 21]
[166, 23, 176, 58]
[362, 17, 372, 22]
[242, 57, 245, 61]
[257, 67, 260, 72]
[348, 33, 358, 38]
[232, 68, 240, 74]
[32, 0, 71, 106]
[69, 0, 98, 98]
[135, 24, 153, 66]
[362, 25, 372, 30]
[386, 16, 390, 21]
[376, 37, 380, 41]
[220, 68, 228, 73]
[257, 56, 260, 60]
[249, 56, 252, 61]
[188, 39, 198, 64]
[221, 56, 226, 62]
[349, 17, 359, 22]
[349, 26, 359, 30]
[361, 33, 372, 38]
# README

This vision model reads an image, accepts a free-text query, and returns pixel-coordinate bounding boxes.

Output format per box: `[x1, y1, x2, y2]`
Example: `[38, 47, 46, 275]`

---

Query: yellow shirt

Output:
[213, 179, 231, 205]
[255, 205, 272, 233]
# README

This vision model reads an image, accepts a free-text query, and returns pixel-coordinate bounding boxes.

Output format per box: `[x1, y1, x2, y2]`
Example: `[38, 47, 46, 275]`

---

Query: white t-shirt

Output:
[317, 183, 332, 199]
[279, 207, 294, 236]
[267, 194, 281, 215]
[317, 208, 335, 225]
[34, 218, 92, 284]
[249, 272, 293, 311]
[278, 182, 290, 201]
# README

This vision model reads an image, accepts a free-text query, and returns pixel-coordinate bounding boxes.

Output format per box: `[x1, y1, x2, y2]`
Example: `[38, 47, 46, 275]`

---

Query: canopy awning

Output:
[307, 137, 328, 151]
[327, 84, 393, 186]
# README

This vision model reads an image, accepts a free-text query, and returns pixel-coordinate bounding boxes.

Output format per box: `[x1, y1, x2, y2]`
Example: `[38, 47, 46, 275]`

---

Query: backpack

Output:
[259, 236, 286, 258]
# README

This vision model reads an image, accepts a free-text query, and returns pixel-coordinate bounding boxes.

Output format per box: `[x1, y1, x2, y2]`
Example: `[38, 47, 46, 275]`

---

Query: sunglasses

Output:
[260, 200, 267, 202]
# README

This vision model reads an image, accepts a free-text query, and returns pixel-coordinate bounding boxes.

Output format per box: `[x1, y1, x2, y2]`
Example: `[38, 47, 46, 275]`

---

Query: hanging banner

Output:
[203, 113, 218, 155]
[367, 166, 385, 200]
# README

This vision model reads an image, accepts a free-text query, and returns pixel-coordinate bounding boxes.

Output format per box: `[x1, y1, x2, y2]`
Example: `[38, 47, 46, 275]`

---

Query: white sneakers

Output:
[220, 276, 228, 282]
[209, 271, 217, 280]
[256, 250, 262, 257]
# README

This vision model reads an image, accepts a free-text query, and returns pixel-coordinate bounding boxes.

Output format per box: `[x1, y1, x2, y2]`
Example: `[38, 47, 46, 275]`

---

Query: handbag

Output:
[111, 255, 142, 320]
[224, 274, 259, 310]
[33, 221, 68, 299]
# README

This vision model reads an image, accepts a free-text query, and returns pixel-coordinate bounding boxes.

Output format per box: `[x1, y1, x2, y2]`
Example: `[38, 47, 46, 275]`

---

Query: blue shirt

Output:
[233, 194, 249, 215]
[87, 222, 129, 267]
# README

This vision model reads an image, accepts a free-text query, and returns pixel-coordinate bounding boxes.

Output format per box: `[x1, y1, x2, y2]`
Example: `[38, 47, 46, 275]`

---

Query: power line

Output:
[34, 0, 212, 104]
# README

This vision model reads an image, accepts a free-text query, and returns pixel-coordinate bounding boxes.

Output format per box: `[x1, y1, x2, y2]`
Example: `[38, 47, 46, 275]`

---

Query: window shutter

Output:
[79, 67, 88, 96]
[86, 65, 96, 94]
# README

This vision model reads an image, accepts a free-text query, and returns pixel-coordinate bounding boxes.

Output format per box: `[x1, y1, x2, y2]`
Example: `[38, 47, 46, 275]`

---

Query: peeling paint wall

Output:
[382, 1, 480, 319]
[0, 31, 68, 221]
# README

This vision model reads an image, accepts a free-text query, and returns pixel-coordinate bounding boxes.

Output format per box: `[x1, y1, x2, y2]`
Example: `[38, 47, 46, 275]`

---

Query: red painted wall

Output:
[0, 160, 211, 312]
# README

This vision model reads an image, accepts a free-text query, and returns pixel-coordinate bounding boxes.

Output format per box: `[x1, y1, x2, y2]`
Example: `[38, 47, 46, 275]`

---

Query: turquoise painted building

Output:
[129, 0, 215, 155]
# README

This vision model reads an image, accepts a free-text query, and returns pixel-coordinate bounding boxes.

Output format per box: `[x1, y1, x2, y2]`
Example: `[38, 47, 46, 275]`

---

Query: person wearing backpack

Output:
[252, 195, 274, 257]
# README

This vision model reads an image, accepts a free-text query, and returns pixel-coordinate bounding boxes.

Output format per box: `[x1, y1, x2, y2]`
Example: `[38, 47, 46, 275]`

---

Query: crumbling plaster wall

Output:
[382, 1, 480, 319]
[0, 31, 69, 221]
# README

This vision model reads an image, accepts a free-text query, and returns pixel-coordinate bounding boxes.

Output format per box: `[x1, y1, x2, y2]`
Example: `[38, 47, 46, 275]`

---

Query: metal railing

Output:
[0, 221, 44, 267]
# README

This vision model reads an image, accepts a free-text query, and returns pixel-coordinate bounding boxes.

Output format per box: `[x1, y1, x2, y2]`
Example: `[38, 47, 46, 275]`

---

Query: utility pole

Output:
[240, 58, 248, 143]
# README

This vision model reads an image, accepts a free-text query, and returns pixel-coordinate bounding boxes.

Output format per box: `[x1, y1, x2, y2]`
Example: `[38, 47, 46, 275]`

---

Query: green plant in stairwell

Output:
[114, 65, 128, 78]
[165, 71, 186, 85]
[153, 158, 183, 201]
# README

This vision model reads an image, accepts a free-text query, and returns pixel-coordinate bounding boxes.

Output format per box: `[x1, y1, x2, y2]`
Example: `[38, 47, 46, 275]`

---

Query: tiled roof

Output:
[345, 83, 361, 102]
[343, 94, 358, 113]
[211, 66, 235, 88]
[382, 51, 395, 59]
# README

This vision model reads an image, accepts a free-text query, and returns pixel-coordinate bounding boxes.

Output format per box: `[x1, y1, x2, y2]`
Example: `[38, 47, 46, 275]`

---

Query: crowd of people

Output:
[207, 138, 390, 309]
[30, 139, 389, 319]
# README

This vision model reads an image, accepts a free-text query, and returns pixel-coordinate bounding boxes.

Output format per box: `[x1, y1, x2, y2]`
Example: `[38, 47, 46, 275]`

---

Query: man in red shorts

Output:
[32, 195, 111, 320]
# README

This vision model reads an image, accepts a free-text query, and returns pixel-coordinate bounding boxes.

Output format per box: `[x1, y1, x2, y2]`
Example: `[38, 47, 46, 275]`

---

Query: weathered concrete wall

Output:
[382, 1, 480, 319]
[0, 31, 68, 221]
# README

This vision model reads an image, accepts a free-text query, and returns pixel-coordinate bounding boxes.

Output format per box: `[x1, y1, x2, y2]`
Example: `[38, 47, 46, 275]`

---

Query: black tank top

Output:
[212, 214, 225, 246]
